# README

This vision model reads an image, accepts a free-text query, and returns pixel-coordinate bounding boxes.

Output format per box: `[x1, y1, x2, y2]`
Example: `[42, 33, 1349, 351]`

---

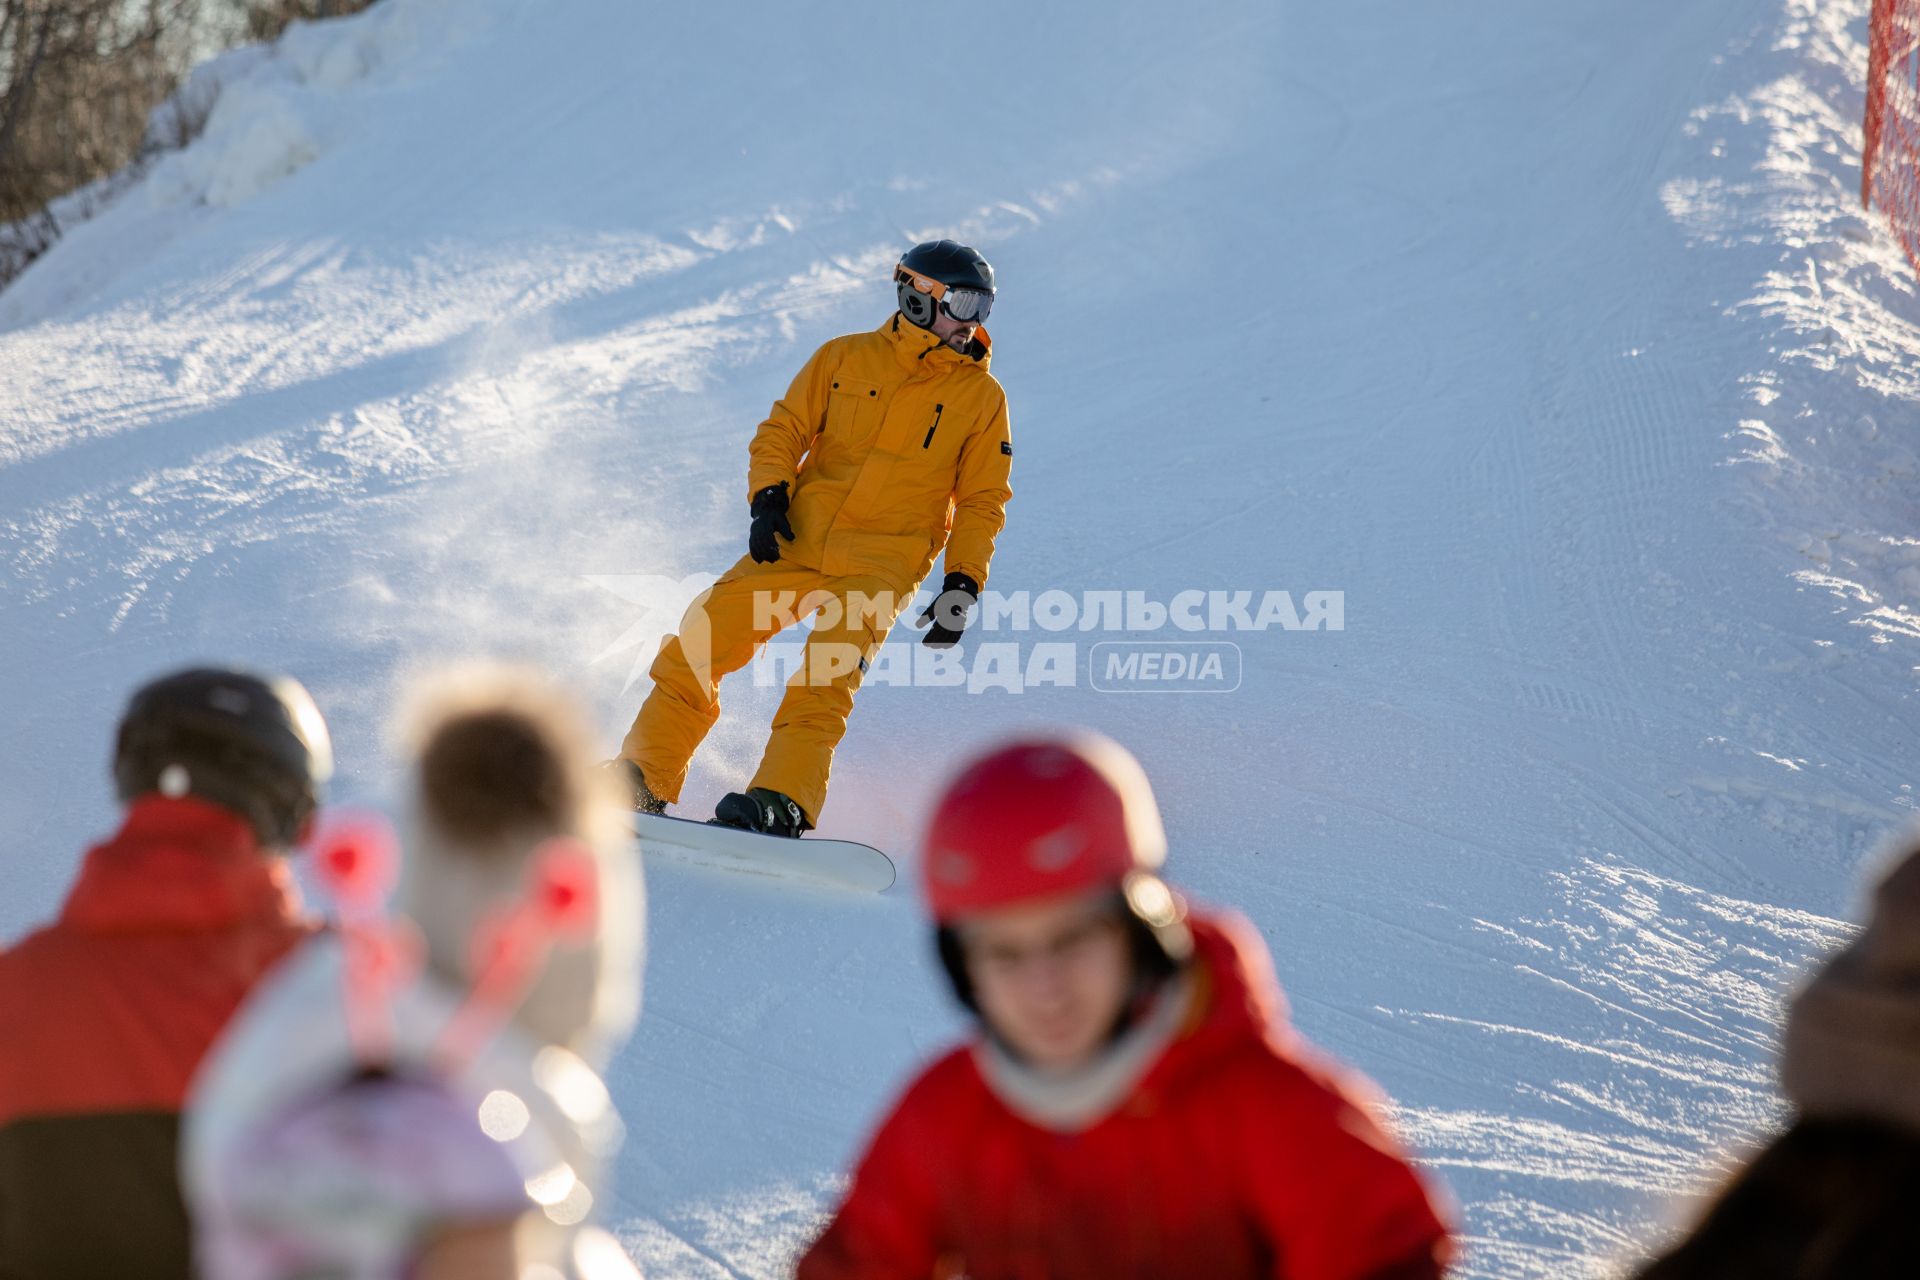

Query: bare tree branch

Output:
[0, 11, 52, 186]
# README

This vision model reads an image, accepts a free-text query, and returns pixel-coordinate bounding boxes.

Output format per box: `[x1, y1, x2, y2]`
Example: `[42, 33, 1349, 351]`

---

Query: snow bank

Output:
[0, 0, 495, 328]
[1665, 0, 1920, 653]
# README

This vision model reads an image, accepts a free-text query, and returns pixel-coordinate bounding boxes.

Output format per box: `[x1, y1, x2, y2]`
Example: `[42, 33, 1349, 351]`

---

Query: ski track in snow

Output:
[1, 0, 1918, 1276]
[1390, 859, 1853, 1272]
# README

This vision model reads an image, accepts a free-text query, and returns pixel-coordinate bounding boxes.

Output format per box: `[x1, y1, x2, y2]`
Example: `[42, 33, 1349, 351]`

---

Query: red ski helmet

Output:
[921, 732, 1170, 923]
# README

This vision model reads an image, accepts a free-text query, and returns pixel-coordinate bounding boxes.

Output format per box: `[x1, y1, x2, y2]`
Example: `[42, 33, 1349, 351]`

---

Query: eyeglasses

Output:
[896, 267, 994, 324]
[962, 910, 1123, 982]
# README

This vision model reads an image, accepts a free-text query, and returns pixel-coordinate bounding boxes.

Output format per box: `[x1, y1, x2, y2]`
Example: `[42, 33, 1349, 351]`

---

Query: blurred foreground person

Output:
[1634, 836, 1920, 1280]
[798, 734, 1454, 1280]
[185, 665, 645, 1280]
[0, 667, 328, 1280]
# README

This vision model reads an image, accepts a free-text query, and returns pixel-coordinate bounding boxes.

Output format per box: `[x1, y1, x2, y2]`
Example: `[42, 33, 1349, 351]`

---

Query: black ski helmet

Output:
[895, 240, 995, 330]
[113, 667, 333, 849]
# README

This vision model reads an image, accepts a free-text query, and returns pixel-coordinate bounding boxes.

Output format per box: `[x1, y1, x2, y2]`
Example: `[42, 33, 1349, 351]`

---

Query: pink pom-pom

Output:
[312, 814, 400, 911]
[530, 838, 599, 938]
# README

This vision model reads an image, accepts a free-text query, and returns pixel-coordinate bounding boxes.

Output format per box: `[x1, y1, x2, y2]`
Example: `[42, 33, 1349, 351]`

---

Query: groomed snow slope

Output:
[3, 0, 1918, 1274]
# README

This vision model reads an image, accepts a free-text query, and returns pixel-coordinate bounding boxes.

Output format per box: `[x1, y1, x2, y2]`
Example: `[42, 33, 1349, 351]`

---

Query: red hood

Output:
[61, 795, 307, 934]
[1149, 909, 1307, 1088]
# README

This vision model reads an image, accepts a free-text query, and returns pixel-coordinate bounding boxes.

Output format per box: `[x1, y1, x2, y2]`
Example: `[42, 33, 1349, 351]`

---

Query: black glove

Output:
[917, 572, 980, 649]
[748, 481, 795, 564]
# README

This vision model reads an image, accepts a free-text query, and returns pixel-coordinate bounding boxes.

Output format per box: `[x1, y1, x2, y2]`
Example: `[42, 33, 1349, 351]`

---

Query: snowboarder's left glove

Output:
[748, 481, 795, 564]
[917, 572, 979, 649]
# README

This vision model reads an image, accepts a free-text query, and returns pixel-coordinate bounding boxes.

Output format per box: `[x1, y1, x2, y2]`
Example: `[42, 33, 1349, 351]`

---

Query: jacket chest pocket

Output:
[914, 400, 971, 468]
[825, 377, 885, 449]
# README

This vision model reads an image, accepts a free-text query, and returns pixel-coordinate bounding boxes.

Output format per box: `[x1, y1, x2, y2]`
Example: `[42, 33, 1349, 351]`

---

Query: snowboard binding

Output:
[713, 787, 809, 839]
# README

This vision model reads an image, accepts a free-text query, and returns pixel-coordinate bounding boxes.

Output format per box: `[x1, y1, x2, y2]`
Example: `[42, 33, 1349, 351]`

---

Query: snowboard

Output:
[630, 811, 895, 893]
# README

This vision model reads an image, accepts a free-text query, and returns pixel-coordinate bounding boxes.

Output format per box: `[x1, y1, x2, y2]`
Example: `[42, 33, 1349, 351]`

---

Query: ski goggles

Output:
[896, 266, 994, 323]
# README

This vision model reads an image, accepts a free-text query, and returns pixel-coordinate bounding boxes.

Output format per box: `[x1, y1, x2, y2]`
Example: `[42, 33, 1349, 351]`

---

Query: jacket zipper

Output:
[923, 404, 944, 449]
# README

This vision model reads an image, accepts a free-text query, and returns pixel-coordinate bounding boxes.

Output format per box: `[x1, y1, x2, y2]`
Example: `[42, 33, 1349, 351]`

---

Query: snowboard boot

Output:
[713, 787, 809, 838]
[603, 757, 666, 815]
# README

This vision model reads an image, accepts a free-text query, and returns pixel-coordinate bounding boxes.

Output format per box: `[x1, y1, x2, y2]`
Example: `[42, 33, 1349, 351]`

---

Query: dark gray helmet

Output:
[895, 240, 995, 330]
[113, 666, 333, 848]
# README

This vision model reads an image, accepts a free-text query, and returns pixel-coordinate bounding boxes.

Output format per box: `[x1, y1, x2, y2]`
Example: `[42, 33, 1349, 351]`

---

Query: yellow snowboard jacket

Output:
[746, 314, 1013, 595]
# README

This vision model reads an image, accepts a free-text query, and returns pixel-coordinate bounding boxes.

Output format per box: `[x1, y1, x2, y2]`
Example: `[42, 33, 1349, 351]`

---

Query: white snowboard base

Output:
[630, 812, 895, 893]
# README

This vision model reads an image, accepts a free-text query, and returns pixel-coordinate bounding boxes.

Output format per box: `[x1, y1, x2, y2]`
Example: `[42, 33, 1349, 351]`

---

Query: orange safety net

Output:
[1866, 0, 1920, 276]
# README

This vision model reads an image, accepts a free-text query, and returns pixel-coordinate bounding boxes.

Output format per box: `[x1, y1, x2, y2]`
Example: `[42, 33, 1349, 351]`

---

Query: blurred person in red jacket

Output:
[0, 667, 330, 1280]
[797, 733, 1454, 1280]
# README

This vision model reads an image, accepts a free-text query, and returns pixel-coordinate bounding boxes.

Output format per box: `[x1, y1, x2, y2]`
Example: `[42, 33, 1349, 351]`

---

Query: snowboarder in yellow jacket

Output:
[611, 241, 1013, 835]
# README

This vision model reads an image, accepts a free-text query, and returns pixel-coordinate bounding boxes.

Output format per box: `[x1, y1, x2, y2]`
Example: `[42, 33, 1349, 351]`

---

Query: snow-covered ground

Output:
[3, 0, 1917, 1274]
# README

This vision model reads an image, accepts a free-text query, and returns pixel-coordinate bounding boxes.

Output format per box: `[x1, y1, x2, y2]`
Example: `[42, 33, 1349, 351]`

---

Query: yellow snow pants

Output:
[619, 554, 907, 824]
